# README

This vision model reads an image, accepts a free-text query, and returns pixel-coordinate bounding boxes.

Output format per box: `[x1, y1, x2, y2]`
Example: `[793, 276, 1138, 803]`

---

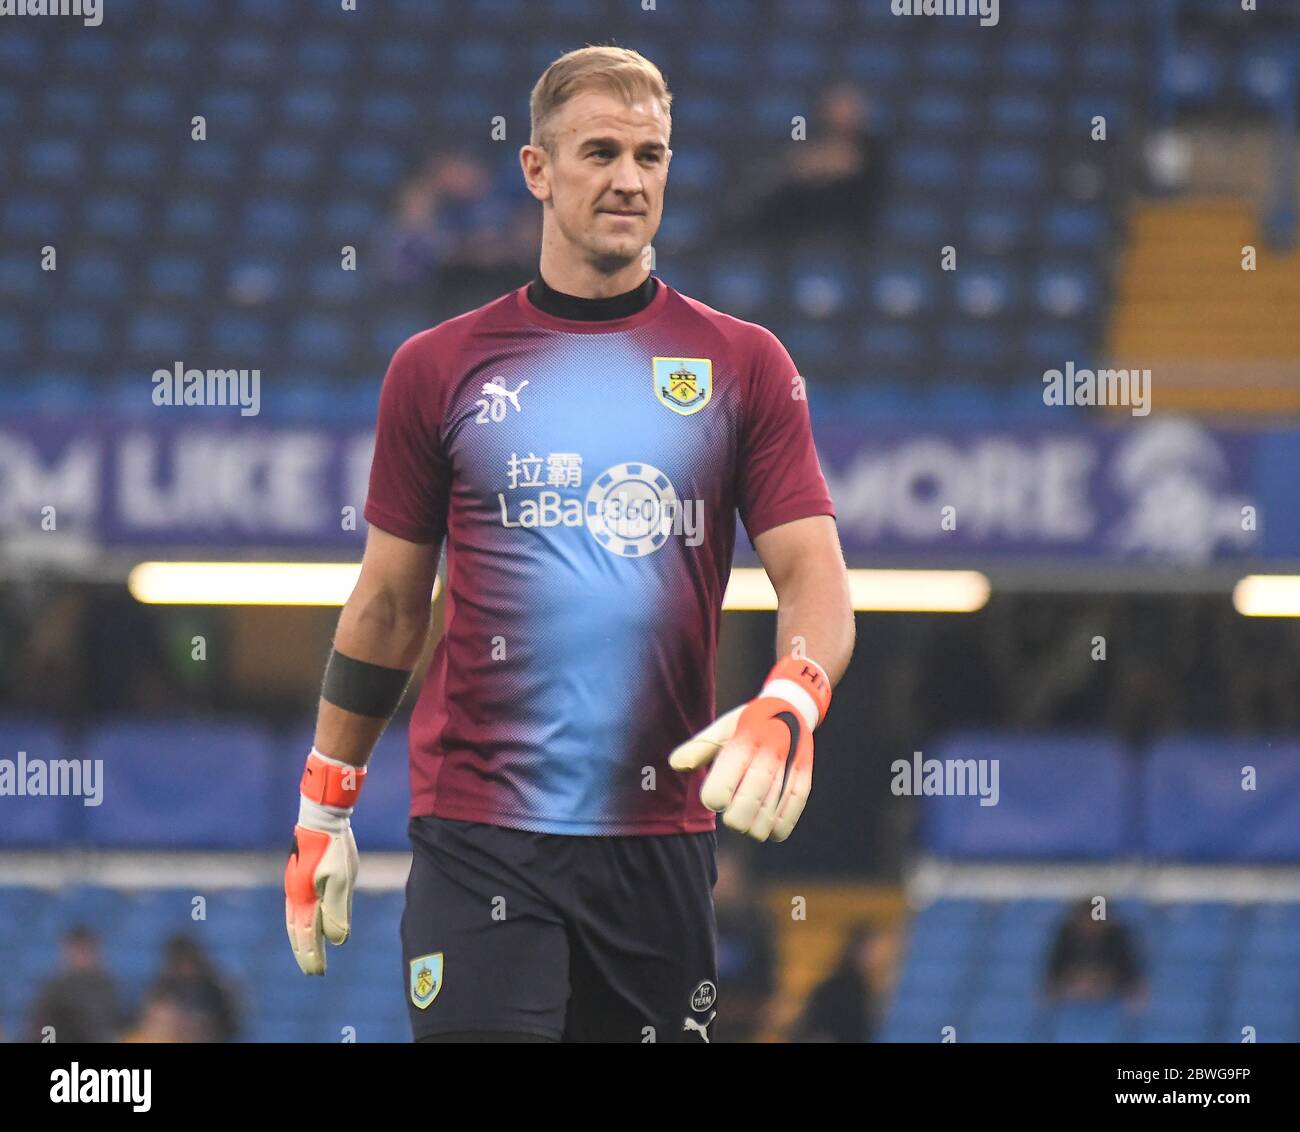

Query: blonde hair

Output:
[529, 46, 672, 150]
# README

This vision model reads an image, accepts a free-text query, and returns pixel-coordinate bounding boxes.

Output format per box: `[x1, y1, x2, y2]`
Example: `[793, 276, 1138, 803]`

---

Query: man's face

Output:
[526, 89, 670, 271]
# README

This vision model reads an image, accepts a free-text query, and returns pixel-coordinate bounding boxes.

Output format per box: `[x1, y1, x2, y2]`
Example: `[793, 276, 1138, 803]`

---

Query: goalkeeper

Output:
[285, 46, 854, 1044]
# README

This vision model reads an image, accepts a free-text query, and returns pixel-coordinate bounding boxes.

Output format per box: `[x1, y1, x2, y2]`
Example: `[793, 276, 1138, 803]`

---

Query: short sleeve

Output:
[736, 328, 836, 541]
[363, 334, 451, 544]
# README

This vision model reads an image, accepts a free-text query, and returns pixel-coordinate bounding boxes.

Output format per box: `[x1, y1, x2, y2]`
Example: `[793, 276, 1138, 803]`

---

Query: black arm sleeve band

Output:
[321, 650, 413, 719]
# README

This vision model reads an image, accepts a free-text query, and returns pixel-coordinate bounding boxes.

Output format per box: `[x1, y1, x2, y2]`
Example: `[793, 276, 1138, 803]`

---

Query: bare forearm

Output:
[313, 585, 432, 765]
[773, 571, 855, 688]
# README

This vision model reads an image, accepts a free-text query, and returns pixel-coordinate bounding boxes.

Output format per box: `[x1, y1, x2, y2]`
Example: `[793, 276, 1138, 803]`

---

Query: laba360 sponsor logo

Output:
[499, 461, 703, 555]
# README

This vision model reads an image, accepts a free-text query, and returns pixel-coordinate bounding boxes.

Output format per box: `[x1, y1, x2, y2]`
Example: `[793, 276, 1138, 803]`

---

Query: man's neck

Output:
[528, 272, 657, 321]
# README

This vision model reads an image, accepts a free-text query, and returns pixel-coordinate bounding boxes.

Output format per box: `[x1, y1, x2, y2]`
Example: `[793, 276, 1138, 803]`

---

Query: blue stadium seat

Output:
[972, 205, 1029, 257]
[656, 204, 706, 249]
[60, 36, 117, 75]
[242, 198, 308, 244]
[1240, 51, 1291, 111]
[1082, 41, 1140, 83]
[359, 94, 421, 133]
[371, 41, 435, 79]
[282, 87, 343, 132]
[43, 87, 100, 129]
[137, 33, 192, 72]
[988, 93, 1053, 136]
[1042, 204, 1106, 251]
[0, 89, 22, 131]
[765, 40, 823, 83]
[1222, 997, 1300, 1043]
[256, 377, 354, 422]
[975, 148, 1046, 193]
[858, 323, 923, 366]
[183, 142, 240, 181]
[0, 315, 23, 360]
[25, 139, 84, 182]
[919, 41, 984, 82]
[121, 85, 177, 127]
[209, 312, 271, 356]
[260, 141, 322, 184]
[1160, 902, 1238, 960]
[339, 146, 404, 190]
[320, 198, 384, 235]
[165, 196, 222, 241]
[146, 255, 207, 300]
[967, 993, 1040, 1042]
[217, 35, 280, 79]
[1014, 0, 1072, 30]
[47, 312, 107, 358]
[307, 262, 363, 304]
[0, 30, 40, 75]
[1049, 1000, 1130, 1042]
[1022, 325, 1093, 374]
[790, 255, 857, 320]
[296, 36, 354, 76]
[779, 325, 839, 373]
[841, 42, 906, 84]
[289, 316, 353, 363]
[128, 313, 191, 356]
[225, 259, 288, 304]
[868, 268, 936, 318]
[954, 266, 1020, 318]
[0, 253, 40, 299]
[162, 0, 219, 22]
[896, 145, 963, 191]
[1033, 265, 1100, 318]
[673, 94, 727, 135]
[71, 256, 130, 298]
[1001, 41, 1062, 83]
[452, 39, 511, 79]
[102, 140, 165, 183]
[204, 88, 260, 128]
[907, 92, 975, 135]
[238, 0, 296, 21]
[709, 257, 774, 318]
[940, 323, 1012, 369]
[664, 149, 722, 195]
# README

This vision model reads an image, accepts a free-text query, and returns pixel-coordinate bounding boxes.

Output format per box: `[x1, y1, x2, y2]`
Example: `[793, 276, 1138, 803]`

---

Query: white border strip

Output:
[0, 851, 412, 890]
[907, 858, 1300, 906]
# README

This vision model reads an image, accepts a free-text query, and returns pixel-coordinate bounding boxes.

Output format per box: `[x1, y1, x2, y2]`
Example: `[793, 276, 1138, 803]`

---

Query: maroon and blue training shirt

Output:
[364, 277, 835, 835]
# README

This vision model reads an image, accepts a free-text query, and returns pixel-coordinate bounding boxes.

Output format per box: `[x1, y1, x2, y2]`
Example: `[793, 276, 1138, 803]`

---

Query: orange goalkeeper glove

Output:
[285, 749, 366, 976]
[669, 656, 832, 842]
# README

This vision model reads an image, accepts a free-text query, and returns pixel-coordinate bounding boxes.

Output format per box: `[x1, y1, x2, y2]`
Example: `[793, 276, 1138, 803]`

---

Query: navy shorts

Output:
[400, 816, 719, 1043]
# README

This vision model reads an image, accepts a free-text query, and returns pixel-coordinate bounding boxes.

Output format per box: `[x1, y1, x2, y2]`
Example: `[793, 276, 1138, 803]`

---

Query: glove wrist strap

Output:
[298, 795, 350, 835]
[761, 656, 832, 731]
[300, 748, 367, 810]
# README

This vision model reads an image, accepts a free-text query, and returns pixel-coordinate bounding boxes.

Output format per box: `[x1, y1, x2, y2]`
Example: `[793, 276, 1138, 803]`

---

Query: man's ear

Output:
[519, 144, 551, 203]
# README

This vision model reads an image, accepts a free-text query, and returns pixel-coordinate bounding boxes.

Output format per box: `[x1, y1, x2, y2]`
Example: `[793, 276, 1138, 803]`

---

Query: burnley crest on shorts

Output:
[653, 357, 712, 416]
[409, 953, 443, 1009]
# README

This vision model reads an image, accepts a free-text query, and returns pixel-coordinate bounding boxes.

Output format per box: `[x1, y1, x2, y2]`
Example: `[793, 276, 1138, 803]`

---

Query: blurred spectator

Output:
[120, 991, 191, 1043]
[712, 841, 777, 1042]
[1043, 898, 1146, 1008]
[27, 926, 123, 1042]
[146, 934, 242, 1042]
[792, 922, 884, 1042]
[382, 152, 537, 310]
[723, 82, 888, 247]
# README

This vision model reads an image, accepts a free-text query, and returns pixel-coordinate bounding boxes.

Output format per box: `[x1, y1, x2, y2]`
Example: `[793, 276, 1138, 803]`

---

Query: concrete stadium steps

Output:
[757, 883, 905, 1040]
[1108, 198, 1300, 366]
